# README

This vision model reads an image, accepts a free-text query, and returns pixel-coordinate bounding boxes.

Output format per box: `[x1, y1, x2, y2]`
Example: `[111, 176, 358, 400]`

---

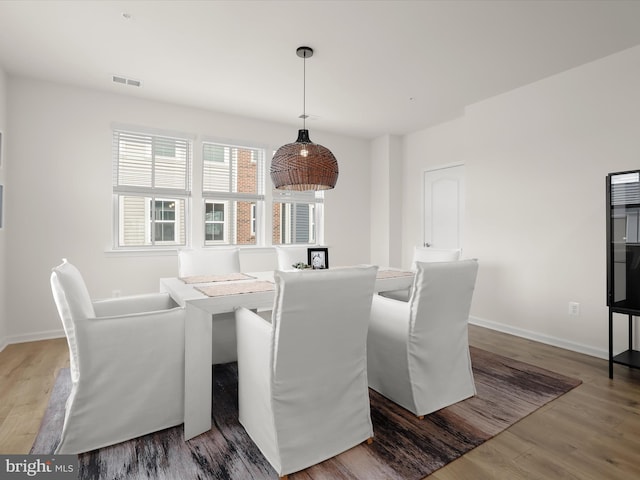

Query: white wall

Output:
[4, 77, 371, 343]
[370, 134, 402, 268]
[8, 46, 640, 359]
[401, 45, 640, 358]
[0, 67, 7, 349]
[402, 118, 466, 269]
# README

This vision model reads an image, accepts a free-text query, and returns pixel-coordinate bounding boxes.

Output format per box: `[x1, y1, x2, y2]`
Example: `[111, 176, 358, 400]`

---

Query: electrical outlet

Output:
[568, 302, 580, 316]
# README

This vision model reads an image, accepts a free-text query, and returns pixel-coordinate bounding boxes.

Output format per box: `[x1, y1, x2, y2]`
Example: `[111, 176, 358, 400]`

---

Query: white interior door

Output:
[424, 165, 465, 249]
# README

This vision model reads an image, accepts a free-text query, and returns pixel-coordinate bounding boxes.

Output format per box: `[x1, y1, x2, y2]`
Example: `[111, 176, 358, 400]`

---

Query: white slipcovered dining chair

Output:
[274, 245, 308, 270]
[235, 266, 378, 478]
[368, 259, 479, 418]
[380, 246, 462, 301]
[178, 248, 241, 364]
[50, 259, 185, 454]
[411, 246, 461, 268]
[177, 247, 241, 276]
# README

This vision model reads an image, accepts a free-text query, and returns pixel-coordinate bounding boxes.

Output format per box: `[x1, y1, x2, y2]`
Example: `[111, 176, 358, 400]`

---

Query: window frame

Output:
[111, 128, 326, 251]
[112, 128, 192, 250]
[250, 203, 257, 237]
[204, 200, 229, 244]
[272, 190, 324, 246]
[201, 139, 266, 247]
[149, 198, 181, 245]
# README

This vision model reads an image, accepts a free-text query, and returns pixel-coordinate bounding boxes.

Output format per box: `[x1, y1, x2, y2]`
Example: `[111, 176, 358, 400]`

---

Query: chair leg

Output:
[366, 437, 373, 445]
[280, 476, 288, 480]
[417, 415, 424, 420]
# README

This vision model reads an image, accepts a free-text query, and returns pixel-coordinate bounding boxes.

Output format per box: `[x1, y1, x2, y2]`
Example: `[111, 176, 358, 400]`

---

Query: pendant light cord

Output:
[302, 51, 306, 131]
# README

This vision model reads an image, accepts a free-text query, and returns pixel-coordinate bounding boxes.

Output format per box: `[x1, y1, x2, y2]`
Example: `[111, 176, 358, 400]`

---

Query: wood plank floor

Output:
[0, 337, 69, 454]
[1, 326, 639, 479]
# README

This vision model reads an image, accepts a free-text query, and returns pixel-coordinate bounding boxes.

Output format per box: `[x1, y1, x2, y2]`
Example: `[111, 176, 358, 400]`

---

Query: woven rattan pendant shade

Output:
[271, 129, 339, 191]
[271, 46, 338, 191]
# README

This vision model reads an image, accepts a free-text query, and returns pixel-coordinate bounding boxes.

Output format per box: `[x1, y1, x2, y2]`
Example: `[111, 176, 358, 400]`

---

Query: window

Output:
[205, 201, 227, 243]
[202, 141, 265, 245]
[272, 191, 323, 245]
[153, 199, 178, 242]
[113, 130, 191, 248]
[112, 129, 325, 249]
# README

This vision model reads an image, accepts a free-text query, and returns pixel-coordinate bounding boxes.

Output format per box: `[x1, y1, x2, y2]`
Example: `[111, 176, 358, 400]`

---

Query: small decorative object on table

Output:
[308, 247, 329, 269]
[292, 262, 311, 270]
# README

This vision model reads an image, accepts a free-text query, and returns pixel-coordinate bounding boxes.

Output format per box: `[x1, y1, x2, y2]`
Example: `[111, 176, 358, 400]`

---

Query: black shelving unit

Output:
[607, 170, 640, 378]
[608, 308, 640, 378]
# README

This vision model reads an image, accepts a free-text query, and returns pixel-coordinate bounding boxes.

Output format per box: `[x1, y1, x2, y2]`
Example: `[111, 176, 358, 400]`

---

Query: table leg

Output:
[184, 303, 213, 440]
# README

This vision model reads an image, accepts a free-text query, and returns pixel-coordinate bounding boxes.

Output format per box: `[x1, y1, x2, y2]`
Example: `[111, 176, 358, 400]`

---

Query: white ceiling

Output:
[1, 0, 640, 139]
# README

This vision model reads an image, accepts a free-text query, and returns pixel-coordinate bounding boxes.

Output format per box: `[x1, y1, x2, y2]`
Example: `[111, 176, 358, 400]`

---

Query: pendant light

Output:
[271, 46, 339, 191]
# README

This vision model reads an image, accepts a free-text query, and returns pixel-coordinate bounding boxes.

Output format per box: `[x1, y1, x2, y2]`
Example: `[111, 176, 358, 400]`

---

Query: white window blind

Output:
[114, 131, 191, 195]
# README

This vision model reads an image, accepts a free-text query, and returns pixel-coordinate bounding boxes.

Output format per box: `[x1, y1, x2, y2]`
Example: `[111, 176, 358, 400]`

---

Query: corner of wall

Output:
[0, 66, 7, 345]
[370, 134, 403, 268]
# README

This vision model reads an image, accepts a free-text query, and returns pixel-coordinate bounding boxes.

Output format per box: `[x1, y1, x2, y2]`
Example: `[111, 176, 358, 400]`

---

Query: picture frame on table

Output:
[308, 247, 329, 270]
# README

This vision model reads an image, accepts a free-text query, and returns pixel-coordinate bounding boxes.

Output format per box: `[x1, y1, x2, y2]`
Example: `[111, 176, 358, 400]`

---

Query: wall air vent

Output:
[112, 75, 142, 87]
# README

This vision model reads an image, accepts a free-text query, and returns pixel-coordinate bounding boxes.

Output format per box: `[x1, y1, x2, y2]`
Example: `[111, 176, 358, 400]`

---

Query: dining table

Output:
[160, 267, 415, 441]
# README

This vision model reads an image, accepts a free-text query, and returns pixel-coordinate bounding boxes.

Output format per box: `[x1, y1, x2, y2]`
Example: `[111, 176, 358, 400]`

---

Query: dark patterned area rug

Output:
[31, 347, 581, 479]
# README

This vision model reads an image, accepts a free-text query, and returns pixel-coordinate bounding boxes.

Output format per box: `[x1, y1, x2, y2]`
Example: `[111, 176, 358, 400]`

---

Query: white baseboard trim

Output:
[0, 329, 66, 352]
[1, 318, 608, 362]
[470, 315, 607, 360]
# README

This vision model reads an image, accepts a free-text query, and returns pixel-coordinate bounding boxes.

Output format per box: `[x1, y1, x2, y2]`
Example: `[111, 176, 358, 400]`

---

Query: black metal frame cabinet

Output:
[606, 170, 640, 378]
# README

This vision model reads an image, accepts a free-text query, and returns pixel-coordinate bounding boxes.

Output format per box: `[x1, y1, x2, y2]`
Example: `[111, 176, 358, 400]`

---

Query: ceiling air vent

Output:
[112, 75, 142, 87]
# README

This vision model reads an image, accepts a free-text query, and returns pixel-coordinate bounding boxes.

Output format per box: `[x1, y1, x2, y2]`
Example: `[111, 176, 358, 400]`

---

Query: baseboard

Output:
[470, 315, 607, 360]
[0, 328, 66, 352]
[1, 318, 608, 361]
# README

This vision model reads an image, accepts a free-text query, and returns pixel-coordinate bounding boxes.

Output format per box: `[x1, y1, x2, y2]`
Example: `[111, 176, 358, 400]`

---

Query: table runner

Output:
[376, 269, 414, 279]
[181, 273, 256, 284]
[195, 280, 275, 297]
